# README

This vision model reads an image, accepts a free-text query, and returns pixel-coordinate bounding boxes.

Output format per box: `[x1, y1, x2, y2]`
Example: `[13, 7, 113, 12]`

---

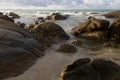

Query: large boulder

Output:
[0, 19, 44, 80]
[71, 17, 110, 40]
[103, 18, 120, 47]
[46, 13, 69, 20]
[30, 22, 70, 47]
[8, 12, 20, 18]
[103, 10, 120, 18]
[59, 58, 120, 80]
[0, 15, 14, 22]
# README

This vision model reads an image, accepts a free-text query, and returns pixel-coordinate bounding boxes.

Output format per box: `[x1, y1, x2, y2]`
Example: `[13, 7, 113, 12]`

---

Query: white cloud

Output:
[0, 0, 119, 9]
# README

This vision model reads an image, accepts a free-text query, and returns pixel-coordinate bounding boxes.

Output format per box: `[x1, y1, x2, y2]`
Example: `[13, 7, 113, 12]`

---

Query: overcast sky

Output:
[0, 0, 120, 9]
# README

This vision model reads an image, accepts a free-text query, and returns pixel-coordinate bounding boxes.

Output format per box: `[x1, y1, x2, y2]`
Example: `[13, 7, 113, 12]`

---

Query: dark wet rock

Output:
[17, 21, 26, 28]
[39, 19, 45, 23]
[91, 59, 120, 80]
[56, 44, 77, 53]
[0, 15, 14, 22]
[70, 39, 82, 46]
[71, 17, 110, 40]
[103, 10, 120, 18]
[0, 19, 44, 80]
[103, 18, 120, 47]
[59, 58, 120, 80]
[46, 13, 69, 20]
[0, 12, 3, 16]
[8, 12, 20, 18]
[45, 15, 51, 20]
[30, 22, 69, 48]
[25, 24, 34, 32]
[38, 17, 44, 20]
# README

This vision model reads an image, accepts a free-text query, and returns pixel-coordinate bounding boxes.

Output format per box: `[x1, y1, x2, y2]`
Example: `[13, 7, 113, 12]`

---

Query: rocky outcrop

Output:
[59, 58, 120, 80]
[46, 13, 69, 20]
[103, 10, 120, 18]
[71, 17, 110, 40]
[0, 15, 14, 22]
[0, 19, 44, 80]
[103, 18, 120, 47]
[8, 12, 20, 18]
[56, 44, 77, 53]
[29, 22, 69, 48]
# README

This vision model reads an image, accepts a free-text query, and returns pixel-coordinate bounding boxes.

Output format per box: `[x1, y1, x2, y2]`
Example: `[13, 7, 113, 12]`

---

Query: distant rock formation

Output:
[46, 13, 69, 20]
[103, 10, 120, 18]
[8, 12, 20, 18]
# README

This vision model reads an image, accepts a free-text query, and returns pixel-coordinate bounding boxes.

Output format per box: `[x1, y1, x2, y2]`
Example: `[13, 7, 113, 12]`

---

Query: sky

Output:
[0, 0, 120, 9]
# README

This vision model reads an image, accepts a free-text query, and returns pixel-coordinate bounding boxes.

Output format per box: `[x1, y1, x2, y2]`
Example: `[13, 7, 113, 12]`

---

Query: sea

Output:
[1, 9, 120, 80]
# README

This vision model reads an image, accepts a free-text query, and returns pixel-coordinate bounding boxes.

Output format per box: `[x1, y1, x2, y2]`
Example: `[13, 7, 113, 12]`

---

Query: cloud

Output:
[0, 0, 119, 9]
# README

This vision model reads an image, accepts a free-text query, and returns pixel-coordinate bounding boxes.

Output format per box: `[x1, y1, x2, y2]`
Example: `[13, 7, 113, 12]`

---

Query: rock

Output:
[38, 17, 44, 20]
[0, 12, 3, 16]
[0, 15, 14, 22]
[59, 58, 120, 80]
[17, 21, 26, 28]
[71, 17, 110, 40]
[91, 59, 120, 80]
[70, 39, 82, 46]
[56, 44, 77, 53]
[30, 22, 70, 47]
[103, 18, 120, 47]
[8, 12, 20, 18]
[39, 19, 45, 23]
[25, 24, 34, 31]
[58, 58, 99, 80]
[103, 10, 120, 18]
[45, 15, 51, 20]
[46, 13, 69, 20]
[0, 19, 44, 80]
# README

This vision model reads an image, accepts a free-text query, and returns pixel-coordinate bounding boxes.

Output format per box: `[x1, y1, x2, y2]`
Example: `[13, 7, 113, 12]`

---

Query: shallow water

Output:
[4, 10, 120, 80]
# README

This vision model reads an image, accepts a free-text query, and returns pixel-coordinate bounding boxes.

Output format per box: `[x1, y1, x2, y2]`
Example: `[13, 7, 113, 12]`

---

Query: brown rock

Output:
[8, 12, 20, 18]
[56, 44, 77, 53]
[103, 18, 120, 47]
[0, 19, 44, 80]
[71, 17, 110, 40]
[0, 12, 3, 16]
[103, 10, 120, 18]
[46, 13, 69, 20]
[59, 58, 120, 80]
[70, 39, 82, 46]
[0, 15, 14, 22]
[30, 22, 69, 48]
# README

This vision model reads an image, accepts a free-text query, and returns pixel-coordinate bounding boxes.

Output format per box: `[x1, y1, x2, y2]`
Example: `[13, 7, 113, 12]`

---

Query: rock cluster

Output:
[59, 58, 120, 80]
[71, 17, 120, 47]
